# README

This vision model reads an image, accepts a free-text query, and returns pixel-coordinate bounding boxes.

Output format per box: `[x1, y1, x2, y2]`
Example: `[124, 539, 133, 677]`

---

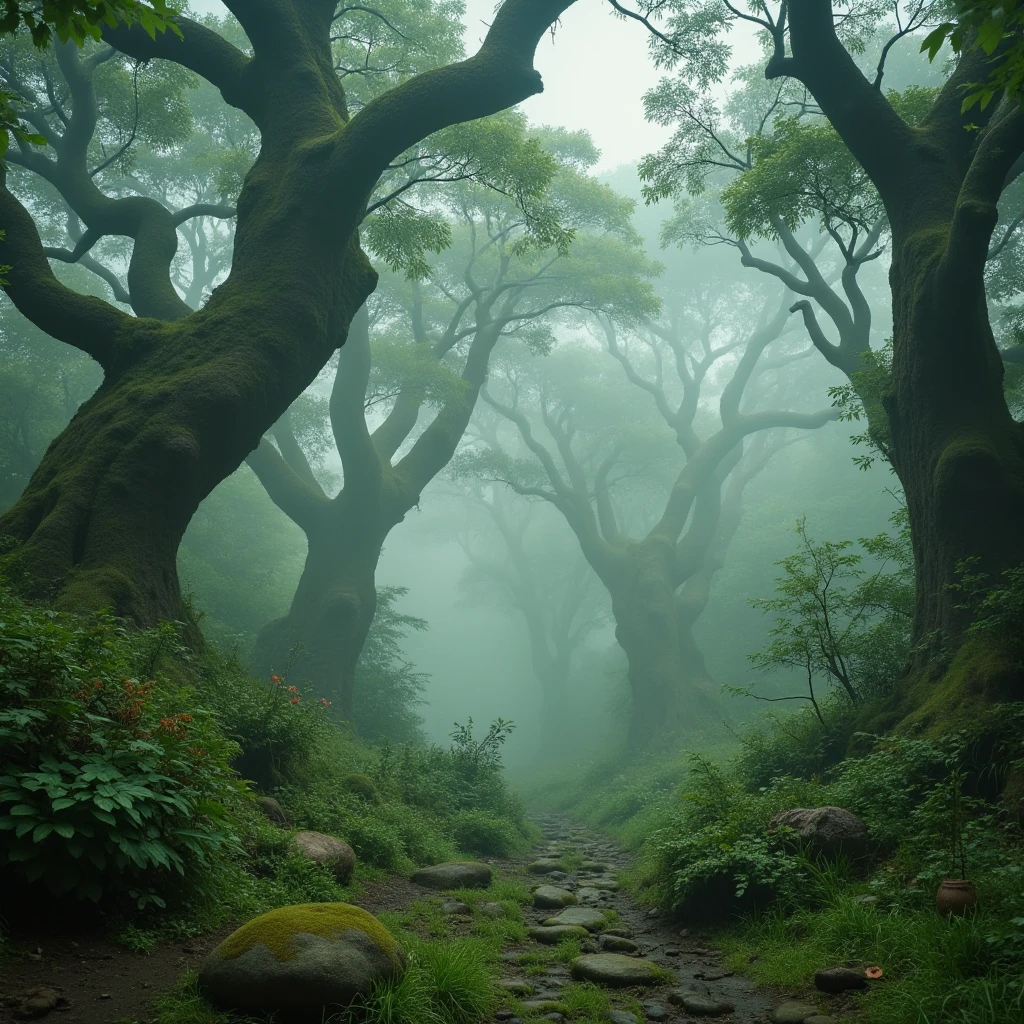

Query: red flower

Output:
[290, 697, 301, 705]
[319, 698, 332, 708]
[271, 674, 281, 684]
[287, 685, 298, 694]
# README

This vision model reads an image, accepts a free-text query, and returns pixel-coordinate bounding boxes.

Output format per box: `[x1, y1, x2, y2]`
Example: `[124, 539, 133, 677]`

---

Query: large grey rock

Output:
[480, 901, 505, 918]
[769, 806, 868, 860]
[199, 903, 404, 1015]
[570, 954, 663, 987]
[534, 885, 577, 909]
[528, 925, 590, 944]
[542, 908, 608, 932]
[292, 831, 355, 884]
[770, 1002, 821, 1024]
[410, 861, 493, 890]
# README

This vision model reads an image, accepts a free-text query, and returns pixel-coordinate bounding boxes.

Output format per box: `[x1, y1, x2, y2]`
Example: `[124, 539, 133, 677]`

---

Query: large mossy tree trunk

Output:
[0, 0, 575, 624]
[604, 539, 722, 750]
[774, 0, 1024, 704]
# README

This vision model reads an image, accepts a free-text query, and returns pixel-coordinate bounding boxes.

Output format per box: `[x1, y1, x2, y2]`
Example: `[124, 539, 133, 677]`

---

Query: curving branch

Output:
[0, 170, 140, 371]
[246, 437, 330, 536]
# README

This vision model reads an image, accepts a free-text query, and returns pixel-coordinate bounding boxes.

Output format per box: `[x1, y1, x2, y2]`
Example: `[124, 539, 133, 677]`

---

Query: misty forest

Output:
[0, 1, 1023, 1023]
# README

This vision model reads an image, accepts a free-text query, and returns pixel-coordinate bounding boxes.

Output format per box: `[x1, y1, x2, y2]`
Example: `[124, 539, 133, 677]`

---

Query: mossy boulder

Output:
[340, 772, 380, 803]
[199, 903, 404, 1016]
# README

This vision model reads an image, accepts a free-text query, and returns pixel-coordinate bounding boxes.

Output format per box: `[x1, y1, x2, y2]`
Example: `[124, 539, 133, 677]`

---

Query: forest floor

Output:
[0, 814, 855, 1024]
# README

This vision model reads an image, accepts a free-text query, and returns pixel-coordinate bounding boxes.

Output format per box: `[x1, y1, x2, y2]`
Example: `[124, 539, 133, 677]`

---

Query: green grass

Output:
[720, 892, 1024, 1024]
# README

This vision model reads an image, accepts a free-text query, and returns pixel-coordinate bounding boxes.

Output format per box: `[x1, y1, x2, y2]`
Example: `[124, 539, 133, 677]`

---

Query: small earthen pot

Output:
[937, 879, 978, 916]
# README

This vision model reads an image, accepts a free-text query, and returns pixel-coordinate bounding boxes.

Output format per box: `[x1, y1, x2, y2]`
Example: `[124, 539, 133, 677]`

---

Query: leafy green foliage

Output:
[0, 0, 178, 49]
[744, 515, 914, 716]
[0, 585, 241, 902]
[922, 0, 1024, 109]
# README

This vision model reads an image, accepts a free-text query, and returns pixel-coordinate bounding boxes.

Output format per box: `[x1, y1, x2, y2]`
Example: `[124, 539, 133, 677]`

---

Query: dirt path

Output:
[497, 812, 780, 1023]
[1, 814, 839, 1024]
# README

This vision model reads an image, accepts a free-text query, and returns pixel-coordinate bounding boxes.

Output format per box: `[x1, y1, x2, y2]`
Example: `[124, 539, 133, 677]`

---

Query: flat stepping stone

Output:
[411, 861, 492, 889]
[678, 993, 735, 1016]
[607, 1012, 640, 1024]
[499, 980, 534, 996]
[534, 885, 577, 909]
[542, 908, 608, 931]
[577, 887, 603, 901]
[599, 935, 639, 952]
[582, 861, 611, 871]
[529, 925, 590, 944]
[571, 954, 663, 987]
[771, 1003, 821, 1024]
[528, 858, 564, 874]
[522, 999, 570, 1014]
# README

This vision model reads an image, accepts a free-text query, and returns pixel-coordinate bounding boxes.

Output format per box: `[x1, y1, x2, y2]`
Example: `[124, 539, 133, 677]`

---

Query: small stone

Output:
[496, 1012, 516, 1021]
[498, 980, 534, 997]
[548, 870, 569, 881]
[528, 859, 564, 874]
[805, 1017, 839, 1024]
[771, 1002, 821, 1024]
[98, 995, 111, 1001]
[601, 928, 633, 938]
[643, 1003, 669, 1021]
[528, 925, 590, 944]
[534, 885, 577, 909]
[441, 900, 472, 916]
[679, 994, 735, 1016]
[814, 967, 867, 993]
[411, 861, 493, 890]
[645, 907, 661, 918]
[582, 861, 611, 872]
[522, 999, 570, 1014]
[599, 935, 639, 953]
[19, 989, 62, 1019]
[694, 970, 732, 981]
[571, 954, 663, 987]
[577, 887, 603, 901]
[606, 1012, 640, 1024]
[663, 948, 682, 957]
[542, 908, 608, 932]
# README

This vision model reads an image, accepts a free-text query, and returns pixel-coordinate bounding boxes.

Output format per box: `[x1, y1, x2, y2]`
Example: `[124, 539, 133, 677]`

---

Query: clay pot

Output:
[937, 879, 977, 916]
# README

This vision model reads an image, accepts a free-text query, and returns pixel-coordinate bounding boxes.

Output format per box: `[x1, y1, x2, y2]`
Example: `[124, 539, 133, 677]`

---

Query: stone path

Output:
[489, 813, 787, 1024]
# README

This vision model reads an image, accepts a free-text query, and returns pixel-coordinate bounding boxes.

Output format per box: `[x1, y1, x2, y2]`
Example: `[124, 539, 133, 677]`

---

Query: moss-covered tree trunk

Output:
[249, 494, 391, 721]
[773, 0, 1024, 703]
[0, 1, 575, 623]
[605, 540, 721, 750]
[887, 235, 1024, 677]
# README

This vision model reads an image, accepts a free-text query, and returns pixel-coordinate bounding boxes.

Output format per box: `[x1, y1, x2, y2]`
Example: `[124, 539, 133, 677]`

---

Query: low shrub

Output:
[0, 591, 242, 905]
[450, 809, 522, 857]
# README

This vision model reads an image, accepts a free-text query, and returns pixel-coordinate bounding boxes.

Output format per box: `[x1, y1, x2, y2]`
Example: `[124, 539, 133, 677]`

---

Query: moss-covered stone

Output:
[340, 771, 380, 803]
[201, 903, 404, 1015]
[217, 902, 401, 964]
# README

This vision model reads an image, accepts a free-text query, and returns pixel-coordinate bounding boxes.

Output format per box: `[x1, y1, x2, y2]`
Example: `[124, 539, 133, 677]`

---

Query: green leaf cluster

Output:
[0, 583, 242, 902]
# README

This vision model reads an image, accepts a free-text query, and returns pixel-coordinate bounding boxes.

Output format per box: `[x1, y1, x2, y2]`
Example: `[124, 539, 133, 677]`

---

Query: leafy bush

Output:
[0, 588, 241, 904]
[450, 810, 521, 857]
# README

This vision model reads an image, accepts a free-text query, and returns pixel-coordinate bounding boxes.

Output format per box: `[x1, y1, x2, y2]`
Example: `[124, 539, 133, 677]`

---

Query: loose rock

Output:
[292, 831, 355, 884]
[606, 1012, 640, 1024]
[480, 902, 505, 918]
[534, 885, 577, 909]
[542, 908, 608, 932]
[529, 925, 591, 944]
[770, 1002, 821, 1024]
[441, 900, 472, 916]
[498, 980, 534, 997]
[642, 1003, 669, 1021]
[528, 858, 564, 874]
[599, 934, 639, 953]
[570, 954, 664, 987]
[677, 993, 735, 1016]
[199, 903, 404, 1015]
[410, 861, 493, 890]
